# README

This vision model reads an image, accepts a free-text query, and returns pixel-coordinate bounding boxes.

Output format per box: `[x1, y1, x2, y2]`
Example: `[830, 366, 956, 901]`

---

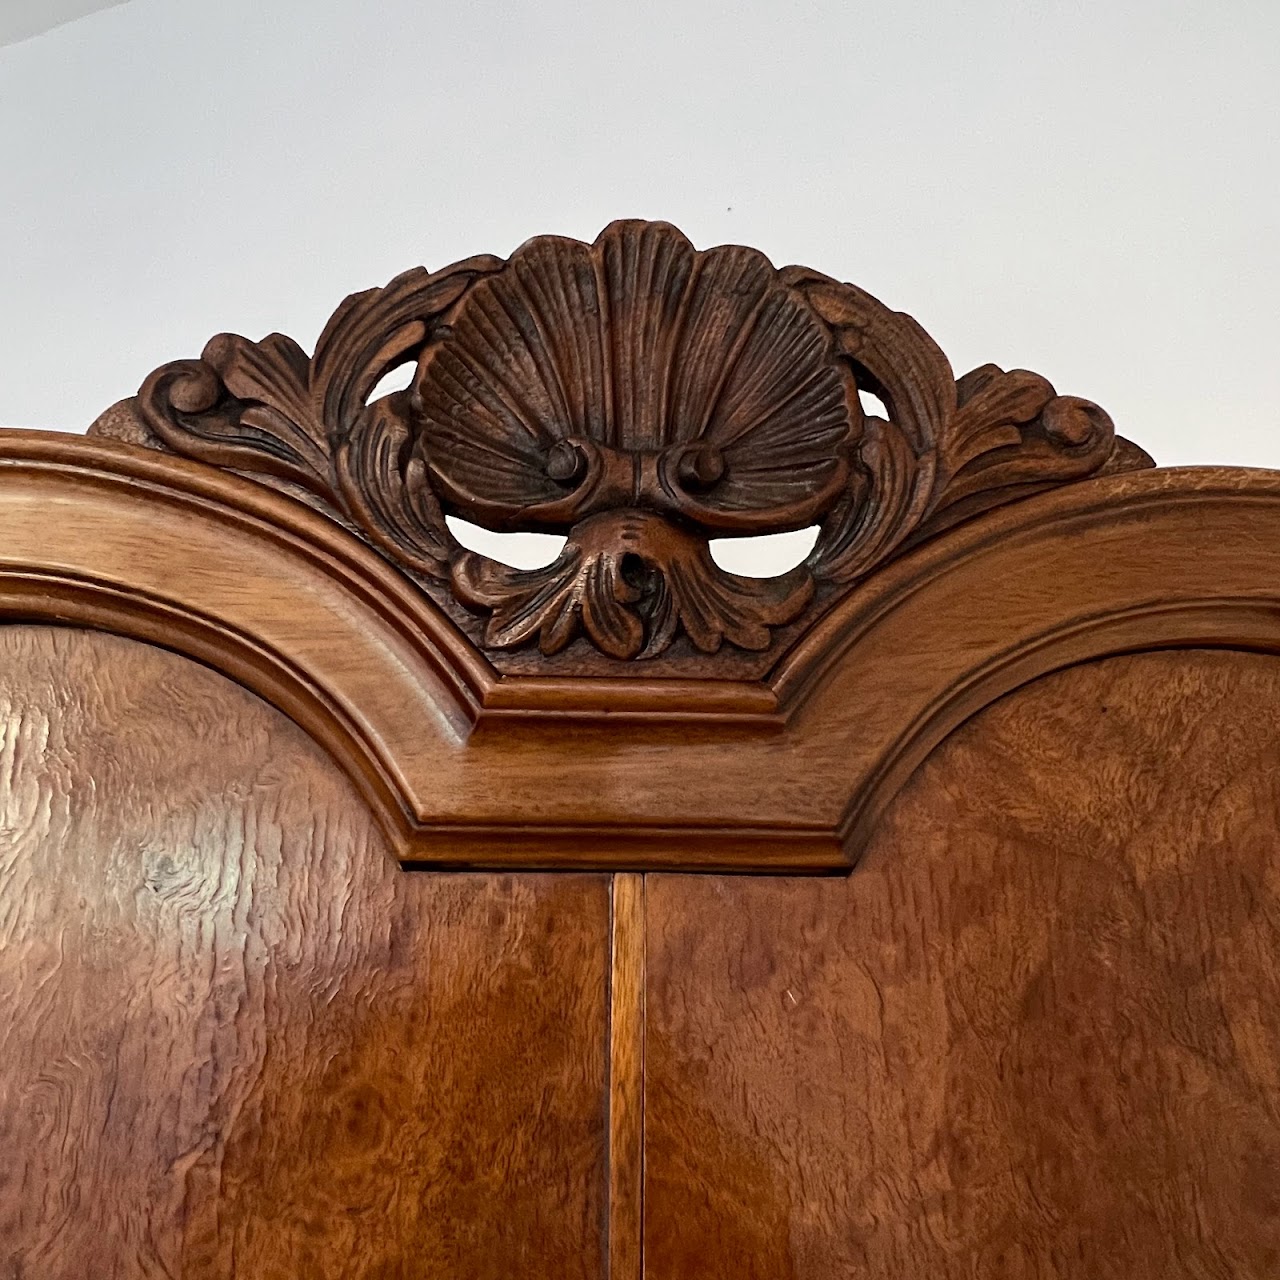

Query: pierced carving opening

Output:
[366, 361, 416, 404]
[709, 527, 820, 578]
[858, 388, 889, 420]
[444, 516, 567, 570]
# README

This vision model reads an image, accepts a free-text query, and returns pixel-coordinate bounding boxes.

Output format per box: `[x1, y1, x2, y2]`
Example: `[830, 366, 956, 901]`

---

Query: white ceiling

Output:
[0, 0, 129, 48]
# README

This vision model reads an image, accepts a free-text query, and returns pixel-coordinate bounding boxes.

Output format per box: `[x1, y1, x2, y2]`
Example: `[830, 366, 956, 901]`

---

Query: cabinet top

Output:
[8, 221, 1272, 873]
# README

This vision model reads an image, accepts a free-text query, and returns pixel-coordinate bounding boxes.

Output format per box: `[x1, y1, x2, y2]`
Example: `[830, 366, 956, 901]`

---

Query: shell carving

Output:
[104, 220, 1152, 663]
[409, 223, 855, 657]
[415, 225, 856, 531]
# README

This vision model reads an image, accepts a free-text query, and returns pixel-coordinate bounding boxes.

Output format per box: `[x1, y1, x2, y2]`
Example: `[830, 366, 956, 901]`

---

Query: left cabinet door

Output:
[0, 625, 611, 1280]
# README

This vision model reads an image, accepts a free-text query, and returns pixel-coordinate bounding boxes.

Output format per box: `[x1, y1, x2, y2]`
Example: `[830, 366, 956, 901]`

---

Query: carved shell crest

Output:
[104, 219, 1152, 663]
[415, 223, 857, 534]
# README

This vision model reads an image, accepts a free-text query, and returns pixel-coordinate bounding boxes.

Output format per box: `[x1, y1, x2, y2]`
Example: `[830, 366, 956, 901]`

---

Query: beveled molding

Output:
[3, 429, 1280, 871]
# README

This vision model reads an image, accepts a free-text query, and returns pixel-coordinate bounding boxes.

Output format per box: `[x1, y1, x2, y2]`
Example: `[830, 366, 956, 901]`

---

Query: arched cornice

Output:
[1, 431, 1277, 870]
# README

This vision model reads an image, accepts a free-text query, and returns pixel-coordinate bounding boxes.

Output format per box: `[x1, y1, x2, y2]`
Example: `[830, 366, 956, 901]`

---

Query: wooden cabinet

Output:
[3, 222, 1279, 1277]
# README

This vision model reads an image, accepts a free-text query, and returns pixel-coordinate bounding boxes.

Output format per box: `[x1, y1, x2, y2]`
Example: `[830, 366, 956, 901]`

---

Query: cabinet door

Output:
[644, 650, 1280, 1278]
[0, 625, 611, 1280]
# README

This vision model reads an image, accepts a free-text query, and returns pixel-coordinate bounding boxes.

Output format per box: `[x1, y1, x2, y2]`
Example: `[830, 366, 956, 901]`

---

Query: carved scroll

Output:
[94, 220, 1151, 662]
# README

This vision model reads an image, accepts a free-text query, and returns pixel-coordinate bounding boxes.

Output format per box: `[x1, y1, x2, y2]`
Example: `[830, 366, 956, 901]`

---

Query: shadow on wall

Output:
[0, 0, 131, 50]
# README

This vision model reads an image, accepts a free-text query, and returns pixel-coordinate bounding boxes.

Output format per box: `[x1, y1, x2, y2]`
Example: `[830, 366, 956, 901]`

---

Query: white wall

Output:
[2, 0, 1278, 475]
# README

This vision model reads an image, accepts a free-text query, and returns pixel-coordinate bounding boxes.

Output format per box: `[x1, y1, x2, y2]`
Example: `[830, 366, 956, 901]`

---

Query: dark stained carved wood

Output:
[0, 625, 611, 1278]
[643, 649, 1280, 1277]
[91, 220, 1151, 666]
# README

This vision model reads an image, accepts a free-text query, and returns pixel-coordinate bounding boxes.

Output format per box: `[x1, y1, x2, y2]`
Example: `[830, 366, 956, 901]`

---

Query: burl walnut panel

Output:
[0, 626, 609, 1280]
[645, 649, 1280, 1278]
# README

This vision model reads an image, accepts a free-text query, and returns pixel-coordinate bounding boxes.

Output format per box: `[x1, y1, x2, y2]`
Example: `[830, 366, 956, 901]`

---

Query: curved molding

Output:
[782, 465, 1280, 863]
[1, 430, 1278, 870]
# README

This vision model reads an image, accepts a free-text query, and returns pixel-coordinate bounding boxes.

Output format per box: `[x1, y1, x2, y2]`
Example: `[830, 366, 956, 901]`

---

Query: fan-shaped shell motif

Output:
[411, 220, 859, 532]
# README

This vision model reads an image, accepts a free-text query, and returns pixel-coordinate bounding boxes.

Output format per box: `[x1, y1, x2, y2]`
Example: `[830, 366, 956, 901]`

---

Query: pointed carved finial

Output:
[93, 220, 1151, 663]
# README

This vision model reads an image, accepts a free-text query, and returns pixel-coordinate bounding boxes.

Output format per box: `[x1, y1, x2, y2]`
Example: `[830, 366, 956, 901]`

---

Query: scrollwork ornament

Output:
[97, 220, 1152, 663]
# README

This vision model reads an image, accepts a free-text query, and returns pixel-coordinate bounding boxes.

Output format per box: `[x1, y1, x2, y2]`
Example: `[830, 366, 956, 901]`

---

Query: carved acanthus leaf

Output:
[136, 257, 503, 571]
[452, 510, 814, 660]
[98, 220, 1152, 664]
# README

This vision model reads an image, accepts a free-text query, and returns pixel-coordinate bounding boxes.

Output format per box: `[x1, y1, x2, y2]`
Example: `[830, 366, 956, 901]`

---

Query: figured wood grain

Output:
[645, 649, 1280, 1278]
[0, 625, 610, 1280]
[609, 873, 646, 1280]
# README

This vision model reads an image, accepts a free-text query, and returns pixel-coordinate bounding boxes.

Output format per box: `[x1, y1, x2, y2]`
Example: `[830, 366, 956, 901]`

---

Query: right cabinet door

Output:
[644, 649, 1280, 1279]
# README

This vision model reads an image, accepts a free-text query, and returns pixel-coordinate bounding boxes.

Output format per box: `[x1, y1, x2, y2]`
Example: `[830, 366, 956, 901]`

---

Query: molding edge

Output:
[2, 431, 1276, 871]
